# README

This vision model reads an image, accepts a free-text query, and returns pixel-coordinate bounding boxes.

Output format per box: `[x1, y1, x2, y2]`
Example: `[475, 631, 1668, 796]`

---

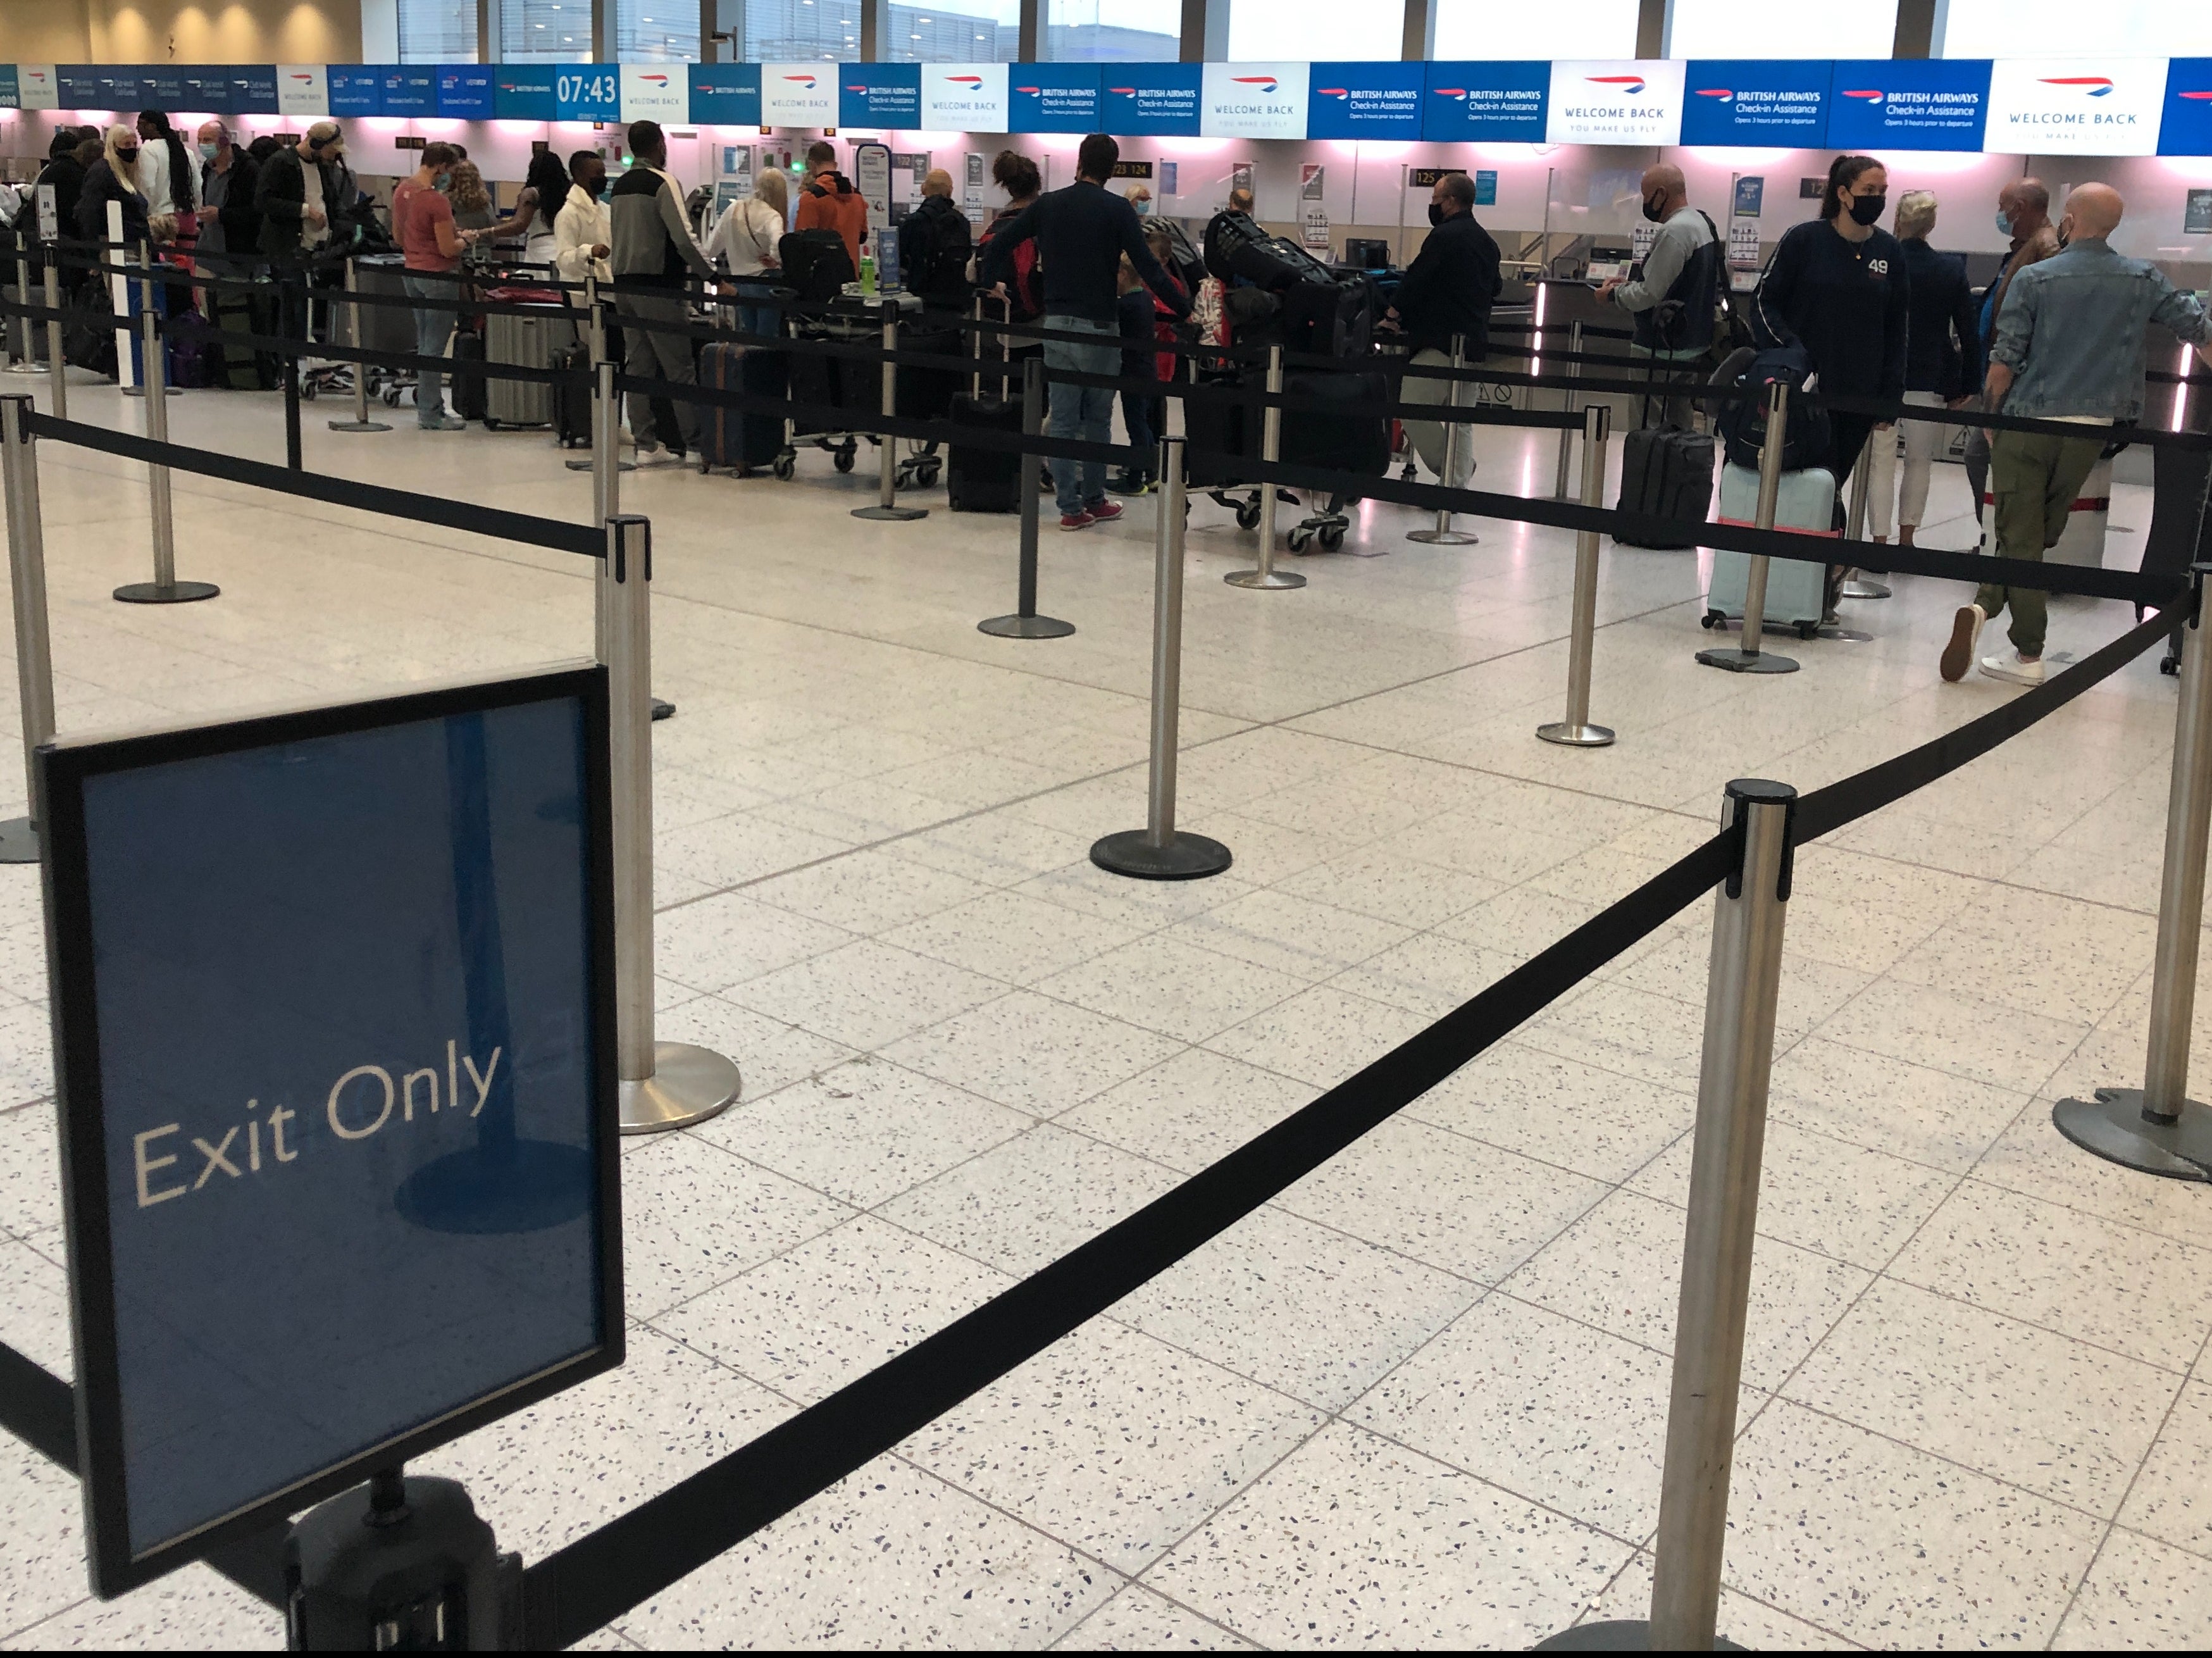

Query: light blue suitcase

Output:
[1702, 463, 1836, 640]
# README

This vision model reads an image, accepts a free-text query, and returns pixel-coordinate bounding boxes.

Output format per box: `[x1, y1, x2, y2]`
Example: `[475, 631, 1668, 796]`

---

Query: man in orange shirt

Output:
[795, 139, 867, 269]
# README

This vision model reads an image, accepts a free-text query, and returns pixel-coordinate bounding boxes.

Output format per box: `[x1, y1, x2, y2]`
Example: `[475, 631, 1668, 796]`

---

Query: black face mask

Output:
[1428, 203, 1446, 226]
[1641, 191, 1668, 223]
[1848, 193, 1886, 227]
[116, 148, 139, 166]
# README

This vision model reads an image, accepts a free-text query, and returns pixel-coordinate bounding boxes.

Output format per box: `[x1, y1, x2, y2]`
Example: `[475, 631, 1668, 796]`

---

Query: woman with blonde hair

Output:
[447, 161, 495, 233]
[709, 163, 788, 337]
[76, 123, 152, 246]
[1864, 186, 1984, 546]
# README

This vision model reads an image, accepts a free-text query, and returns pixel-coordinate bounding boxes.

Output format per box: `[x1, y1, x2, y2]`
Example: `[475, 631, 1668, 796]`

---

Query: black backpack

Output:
[778, 228, 855, 305]
[902, 200, 972, 307]
[1717, 343, 1832, 472]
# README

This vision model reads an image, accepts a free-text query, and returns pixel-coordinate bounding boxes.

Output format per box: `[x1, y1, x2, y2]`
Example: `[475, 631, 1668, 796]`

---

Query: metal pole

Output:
[600, 513, 741, 1135]
[854, 297, 925, 521]
[1538, 403, 1615, 747]
[0, 396, 54, 863]
[969, 290, 984, 399]
[1089, 435, 1232, 882]
[1408, 332, 1478, 545]
[1839, 447, 1891, 600]
[2055, 563, 2212, 1180]
[43, 259, 66, 422]
[979, 354, 1074, 639]
[1227, 344, 1304, 589]
[113, 275, 218, 607]
[283, 263, 304, 471]
[1553, 317, 1582, 500]
[327, 256, 390, 433]
[5, 255, 42, 374]
[1695, 380, 1797, 675]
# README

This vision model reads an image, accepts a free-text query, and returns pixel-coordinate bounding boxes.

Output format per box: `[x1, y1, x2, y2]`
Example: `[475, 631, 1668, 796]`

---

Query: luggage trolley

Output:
[781, 288, 940, 487]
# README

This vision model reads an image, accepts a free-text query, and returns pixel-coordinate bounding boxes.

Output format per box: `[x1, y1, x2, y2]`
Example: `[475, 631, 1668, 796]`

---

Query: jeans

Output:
[1627, 343, 1705, 431]
[1121, 381, 1159, 475]
[1043, 315, 1118, 514]
[731, 278, 778, 342]
[1974, 425, 2107, 656]
[616, 290, 701, 453]
[402, 273, 457, 426]
[1402, 347, 1474, 489]
[1863, 390, 1946, 535]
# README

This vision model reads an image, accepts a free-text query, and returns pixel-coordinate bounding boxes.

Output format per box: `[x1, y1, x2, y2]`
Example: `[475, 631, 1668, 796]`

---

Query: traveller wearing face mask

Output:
[1961, 178, 2060, 532]
[392, 142, 482, 432]
[193, 120, 261, 271]
[1748, 153, 1910, 525]
[1386, 170, 1502, 489]
[76, 124, 151, 248]
[1598, 163, 1720, 429]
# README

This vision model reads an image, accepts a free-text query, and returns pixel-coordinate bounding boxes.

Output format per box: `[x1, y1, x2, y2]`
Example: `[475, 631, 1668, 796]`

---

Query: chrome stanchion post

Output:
[1696, 380, 1797, 675]
[594, 356, 619, 525]
[5, 253, 42, 374]
[1538, 402, 1616, 747]
[326, 255, 390, 433]
[979, 355, 1074, 639]
[2056, 563, 2212, 1180]
[566, 275, 630, 477]
[115, 273, 218, 606]
[601, 514, 740, 1134]
[1090, 435, 1233, 881]
[43, 258, 66, 422]
[854, 297, 925, 521]
[0, 396, 54, 863]
[1408, 332, 1479, 545]
[1839, 437, 1891, 601]
[1226, 344, 1304, 590]
[1552, 317, 1582, 500]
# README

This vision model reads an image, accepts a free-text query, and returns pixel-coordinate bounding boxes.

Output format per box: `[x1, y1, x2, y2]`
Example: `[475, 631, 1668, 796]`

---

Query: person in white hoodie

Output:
[706, 165, 787, 338]
[552, 149, 611, 285]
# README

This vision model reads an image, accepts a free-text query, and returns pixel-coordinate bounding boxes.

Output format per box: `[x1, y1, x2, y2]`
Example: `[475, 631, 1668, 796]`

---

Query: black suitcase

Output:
[1280, 370, 1389, 478]
[778, 230, 856, 304]
[1614, 427, 1715, 549]
[1183, 371, 1252, 490]
[449, 330, 488, 422]
[552, 343, 591, 449]
[947, 392, 1022, 513]
[2145, 442, 2212, 670]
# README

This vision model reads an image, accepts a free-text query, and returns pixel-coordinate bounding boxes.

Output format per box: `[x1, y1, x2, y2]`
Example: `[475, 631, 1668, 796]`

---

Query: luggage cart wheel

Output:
[834, 447, 855, 473]
[772, 454, 796, 482]
[1235, 499, 1262, 532]
[1319, 523, 1345, 553]
[1701, 611, 1723, 630]
[1287, 527, 1312, 554]
[917, 458, 941, 487]
[2163, 654, 2182, 677]
[301, 380, 316, 401]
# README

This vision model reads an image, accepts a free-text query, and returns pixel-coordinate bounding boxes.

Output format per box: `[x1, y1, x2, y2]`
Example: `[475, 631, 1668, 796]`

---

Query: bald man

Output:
[902, 163, 974, 309]
[1962, 177, 2063, 528]
[1944, 182, 2212, 686]
[1600, 163, 1719, 428]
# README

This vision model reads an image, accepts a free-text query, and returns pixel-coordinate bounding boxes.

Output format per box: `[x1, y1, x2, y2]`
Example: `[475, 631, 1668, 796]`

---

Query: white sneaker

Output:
[1979, 651, 2046, 687]
[632, 442, 669, 466]
[1941, 604, 1984, 682]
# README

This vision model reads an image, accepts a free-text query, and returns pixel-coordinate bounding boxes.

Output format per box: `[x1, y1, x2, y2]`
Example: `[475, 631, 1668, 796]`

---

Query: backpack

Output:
[778, 228, 855, 304]
[1717, 343, 1832, 473]
[903, 200, 972, 306]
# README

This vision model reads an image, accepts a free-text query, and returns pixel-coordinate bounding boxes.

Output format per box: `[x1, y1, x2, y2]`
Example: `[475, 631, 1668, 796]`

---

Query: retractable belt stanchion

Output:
[1408, 332, 1478, 545]
[283, 261, 304, 471]
[853, 297, 925, 522]
[43, 256, 66, 422]
[2056, 562, 2212, 1180]
[1537, 402, 1616, 747]
[602, 514, 740, 1133]
[326, 256, 390, 434]
[1553, 318, 1582, 501]
[1695, 381, 1797, 675]
[1839, 449, 1891, 601]
[1226, 344, 1304, 590]
[4, 252, 41, 375]
[118, 241, 175, 400]
[115, 274, 218, 606]
[0, 396, 55, 863]
[593, 358, 676, 724]
[1542, 778, 1793, 1655]
[1090, 435, 1233, 882]
[979, 355, 1074, 639]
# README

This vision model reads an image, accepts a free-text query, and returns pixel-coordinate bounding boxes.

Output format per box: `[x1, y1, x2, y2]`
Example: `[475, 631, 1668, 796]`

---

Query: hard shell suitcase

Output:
[947, 392, 1022, 513]
[164, 310, 225, 389]
[1614, 426, 1716, 549]
[485, 304, 575, 429]
[1703, 463, 1835, 638]
[552, 342, 592, 448]
[697, 341, 790, 471]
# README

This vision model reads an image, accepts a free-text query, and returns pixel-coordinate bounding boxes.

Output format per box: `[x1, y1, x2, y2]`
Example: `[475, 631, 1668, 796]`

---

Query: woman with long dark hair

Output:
[135, 109, 197, 252]
[519, 148, 571, 270]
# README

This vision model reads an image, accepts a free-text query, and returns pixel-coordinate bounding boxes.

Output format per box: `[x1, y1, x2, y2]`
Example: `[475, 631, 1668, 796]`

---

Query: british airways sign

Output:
[1200, 61, 1309, 140]
[1545, 59, 1684, 146]
[1823, 58, 1989, 151]
[1984, 57, 2168, 156]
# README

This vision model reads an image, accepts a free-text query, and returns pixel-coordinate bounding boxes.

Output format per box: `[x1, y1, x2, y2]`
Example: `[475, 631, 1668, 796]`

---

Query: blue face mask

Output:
[1994, 209, 2013, 237]
[434, 176, 451, 194]
[197, 141, 219, 162]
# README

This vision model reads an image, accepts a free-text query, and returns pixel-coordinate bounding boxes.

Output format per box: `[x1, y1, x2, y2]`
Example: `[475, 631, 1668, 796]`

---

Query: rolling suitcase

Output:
[947, 392, 1022, 512]
[697, 340, 790, 472]
[2144, 443, 2212, 671]
[1703, 463, 1835, 639]
[449, 330, 488, 422]
[552, 343, 592, 449]
[484, 304, 575, 429]
[1614, 426, 1717, 549]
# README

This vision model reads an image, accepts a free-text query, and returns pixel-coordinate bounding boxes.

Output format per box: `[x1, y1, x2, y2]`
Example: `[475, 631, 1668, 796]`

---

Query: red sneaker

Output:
[1086, 499, 1125, 523]
[1059, 511, 1095, 532]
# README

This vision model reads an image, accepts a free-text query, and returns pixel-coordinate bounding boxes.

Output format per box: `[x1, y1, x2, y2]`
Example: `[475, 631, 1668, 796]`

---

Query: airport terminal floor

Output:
[4, 383, 2212, 1650]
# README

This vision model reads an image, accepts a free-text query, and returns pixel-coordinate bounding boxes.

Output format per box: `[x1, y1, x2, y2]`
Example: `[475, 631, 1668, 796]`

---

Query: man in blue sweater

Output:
[981, 132, 1191, 530]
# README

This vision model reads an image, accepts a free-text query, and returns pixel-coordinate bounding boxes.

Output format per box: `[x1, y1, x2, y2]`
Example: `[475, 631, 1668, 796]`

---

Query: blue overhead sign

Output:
[380, 66, 437, 116]
[688, 62, 761, 126]
[437, 64, 495, 119]
[327, 65, 385, 117]
[175, 66, 236, 110]
[1101, 63, 1202, 137]
[0, 66, 16, 109]
[555, 63, 621, 124]
[227, 65, 279, 113]
[1009, 63, 1101, 132]
[1421, 61, 1550, 143]
[1679, 59, 1829, 146]
[1825, 57, 1990, 151]
[839, 63, 919, 127]
[2159, 59, 2212, 155]
[1305, 59, 1424, 140]
[47, 670, 620, 1595]
[56, 66, 107, 108]
[494, 65, 559, 121]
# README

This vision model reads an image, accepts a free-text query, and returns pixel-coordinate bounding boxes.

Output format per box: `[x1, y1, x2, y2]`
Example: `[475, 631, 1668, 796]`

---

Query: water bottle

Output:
[859, 251, 877, 295]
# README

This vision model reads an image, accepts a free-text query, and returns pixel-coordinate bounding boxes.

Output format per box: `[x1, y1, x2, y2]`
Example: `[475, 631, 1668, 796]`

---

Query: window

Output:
[397, 0, 476, 62]
[499, 0, 591, 63]
[746, 0, 864, 61]
[1045, 0, 1179, 63]
[1664, 1, 1897, 58]
[618, 0, 700, 59]
[1429, 2, 1637, 59]
[886, 0, 1022, 63]
[1940, 0, 2212, 55]
[1224, 0, 1405, 60]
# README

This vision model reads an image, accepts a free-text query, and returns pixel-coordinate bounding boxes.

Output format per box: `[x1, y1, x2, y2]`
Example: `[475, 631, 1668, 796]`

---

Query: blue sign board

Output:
[56, 66, 107, 109]
[1421, 61, 1551, 143]
[437, 64, 496, 118]
[1009, 63, 1101, 132]
[2160, 59, 2212, 156]
[0, 66, 16, 109]
[1305, 60, 1424, 140]
[555, 63, 622, 124]
[1825, 57, 1990, 151]
[1678, 59, 1829, 146]
[228, 66, 280, 114]
[688, 62, 762, 126]
[494, 65, 559, 121]
[144, 68, 192, 108]
[381, 66, 437, 117]
[176, 66, 236, 111]
[1474, 168, 1496, 206]
[839, 63, 919, 127]
[1100, 63, 1202, 137]
[46, 669, 619, 1595]
[1734, 175, 1765, 216]
[327, 66, 385, 118]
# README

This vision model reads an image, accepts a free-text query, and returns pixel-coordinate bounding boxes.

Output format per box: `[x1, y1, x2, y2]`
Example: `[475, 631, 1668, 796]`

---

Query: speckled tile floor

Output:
[0, 378, 2207, 1650]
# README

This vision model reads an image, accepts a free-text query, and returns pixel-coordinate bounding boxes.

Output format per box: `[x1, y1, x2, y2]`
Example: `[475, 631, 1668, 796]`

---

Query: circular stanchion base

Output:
[1407, 527, 1480, 545]
[0, 817, 39, 865]
[618, 1041, 742, 1135]
[1841, 578, 1892, 600]
[120, 385, 181, 398]
[1536, 721, 1617, 748]
[852, 504, 929, 521]
[1817, 624, 1875, 644]
[1224, 567, 1307, 590]
[978, 613, 1077, 639]
[1090, 828, 1234, 882]
[1695, 646, 1799, 675]
[651, 698, 676, 722]
[1534, 1619, 1749, 1651]
[3, 362, 48, 377]
[564, 457, 639, 473]
[2053, 1088, 2212, 1182]
[326, 418, 392, 433]
[114, 580, 220, 605]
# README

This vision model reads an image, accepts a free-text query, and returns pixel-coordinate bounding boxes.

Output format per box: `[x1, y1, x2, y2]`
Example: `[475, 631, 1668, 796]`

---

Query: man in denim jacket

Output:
[1942, 184, 2212, 687]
